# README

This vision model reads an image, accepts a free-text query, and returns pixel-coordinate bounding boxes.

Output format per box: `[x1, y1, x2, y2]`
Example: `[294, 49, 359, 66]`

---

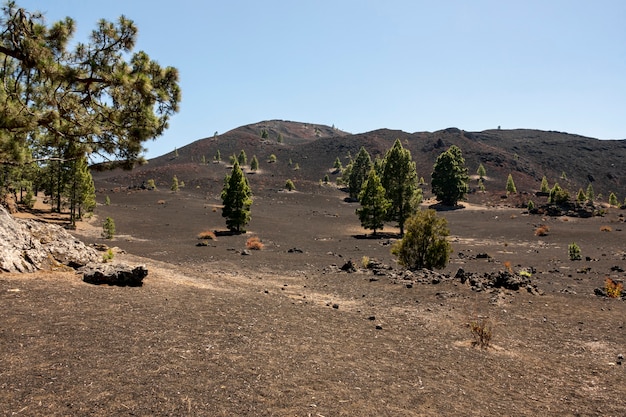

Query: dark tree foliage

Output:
[0, 1, 180, 202]
[431, 145, 469, 206]
[380, 139, 420, 235]
[348, 147, 372, 199]
[221, 162, 252, 233]
[356, 169, 390, 235]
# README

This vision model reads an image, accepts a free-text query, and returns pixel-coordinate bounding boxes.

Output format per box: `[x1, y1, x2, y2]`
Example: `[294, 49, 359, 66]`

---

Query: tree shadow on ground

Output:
[428, 202, 466, 212]
[353, 231, 400, 240]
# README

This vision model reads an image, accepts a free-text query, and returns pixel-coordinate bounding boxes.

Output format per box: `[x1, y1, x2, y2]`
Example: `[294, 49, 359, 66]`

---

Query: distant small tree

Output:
[477, 163, 486, 180]
[333, 157, 343, 172]
[147, 179, 157, 190]
[527, 200, 535, 211]
[250, 155, 259, 171]
[171, 175, 179, 192]
[285, 179, 296, 191]
[576, 188, 586, 203]
[104, 195, 111, 206]
[549, 183, 569, 205]
[478, 178, 485, 192]
[238, 150, 247, 166]
[214, 149, 221, 162]
[277, 133, 283, 143]
[356, 170, 391, 235]
[201, 155, 207, 165]
[540, 176, 550, 193]
[229, 154, 237, 165]
[609, 192, 619, 207]
[102, 217, 116, 239]
[174, 147, 179, 157]
[221, 162, 252, 233]
[391, 209, 452, 270]
[293, 163, 300, 171]
[323, 174, 330, 184]
[260, 129, 269, 139]
[268, 154, 277, 163]
[586, 183, 594, 202]
[560, 171, 567, 180]
[506, 174, 517, 194]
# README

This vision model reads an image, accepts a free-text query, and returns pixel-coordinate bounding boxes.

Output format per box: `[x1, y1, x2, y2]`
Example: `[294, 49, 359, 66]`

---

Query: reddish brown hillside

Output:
[91, 120, 626, 199]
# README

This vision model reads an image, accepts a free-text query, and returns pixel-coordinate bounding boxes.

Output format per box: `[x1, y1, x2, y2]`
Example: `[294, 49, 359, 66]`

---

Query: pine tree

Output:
[221, 162, 252, 233]
[250, 155, 259, 171]
[333, 157, 343, 172]
[540, 176, 550, 193]
[431, 145, 469, 206]
[477, 163, 486, 179]
[609, 192, 619, 207]
[214, 149, 221, 162]
[238, 150, 247, 166]
[171, 176, 179, 192]
[356, 170, 391, 235]
[576, 188, 586, 203]
[506, 174, 517, 194]
[285, 179, 296, 191]
[380, 139, 421, 235]
[348, 147, 372, 199]
[586, 183, 594, 202]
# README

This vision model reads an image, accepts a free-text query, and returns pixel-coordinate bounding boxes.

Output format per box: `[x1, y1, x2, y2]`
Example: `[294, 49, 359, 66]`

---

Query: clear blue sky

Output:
[16, 0, 626, 158]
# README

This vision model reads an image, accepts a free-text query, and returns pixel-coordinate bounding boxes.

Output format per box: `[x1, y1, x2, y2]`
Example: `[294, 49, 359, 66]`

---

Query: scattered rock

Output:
[81, 263, 148, 287]
[340, 260, 357, 272]
[287, 247, 303, 253]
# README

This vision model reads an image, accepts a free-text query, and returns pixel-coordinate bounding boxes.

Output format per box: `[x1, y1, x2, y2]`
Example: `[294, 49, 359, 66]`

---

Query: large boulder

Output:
[0, 205, 100, 272]
[80, 264, 148, 286]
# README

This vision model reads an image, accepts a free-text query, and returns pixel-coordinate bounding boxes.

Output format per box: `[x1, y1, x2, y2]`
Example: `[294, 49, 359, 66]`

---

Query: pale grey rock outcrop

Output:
[0, 205, 99, 273]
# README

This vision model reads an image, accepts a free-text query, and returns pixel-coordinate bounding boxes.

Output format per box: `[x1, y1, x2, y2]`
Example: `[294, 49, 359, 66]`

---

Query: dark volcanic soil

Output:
[1, 184, 625, 416]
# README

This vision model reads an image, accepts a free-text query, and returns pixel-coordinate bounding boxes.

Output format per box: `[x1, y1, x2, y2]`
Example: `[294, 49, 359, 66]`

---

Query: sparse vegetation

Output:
[171, 175, 179, 192]
[361, 256, 371, 269]
[102, 248, 114, 262]
[527, 200, 535, 211]
[104, 195, 111, 206]
[391, 209, 452, 270]
[238, 150, 247, 166]
[146, 179, 157, 190]
[586, 183, 594, 202]
[549, 183, 569, 205]
[268, 154, 277, 163]
[608, 192, 618, 207]
[535, 225, 550, 236]
[600, 225, 612, 232]
[568, 242, 582, 260]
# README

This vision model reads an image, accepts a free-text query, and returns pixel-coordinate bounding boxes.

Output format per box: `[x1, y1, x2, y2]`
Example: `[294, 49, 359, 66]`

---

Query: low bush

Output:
[246, 236, 264, 250]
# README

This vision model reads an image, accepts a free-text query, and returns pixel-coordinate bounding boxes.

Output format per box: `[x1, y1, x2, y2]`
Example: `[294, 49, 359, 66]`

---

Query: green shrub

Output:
[285, 179, 296, 191]
[568, 242, 581, 260]
[391, 209, 452, 270]
[104, 195, 111, 206]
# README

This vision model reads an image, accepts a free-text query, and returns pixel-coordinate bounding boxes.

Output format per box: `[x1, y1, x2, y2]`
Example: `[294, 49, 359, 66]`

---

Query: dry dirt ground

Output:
[1, 186, 625, 416]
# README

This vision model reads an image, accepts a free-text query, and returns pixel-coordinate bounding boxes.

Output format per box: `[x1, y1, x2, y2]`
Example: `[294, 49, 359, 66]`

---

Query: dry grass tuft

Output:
[535, 225, 550, 236]
[605, 278, 623, 298]
[246, 236, 264, 250]
[600, 225, 612, 232]
[197, 230, 216, 240]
